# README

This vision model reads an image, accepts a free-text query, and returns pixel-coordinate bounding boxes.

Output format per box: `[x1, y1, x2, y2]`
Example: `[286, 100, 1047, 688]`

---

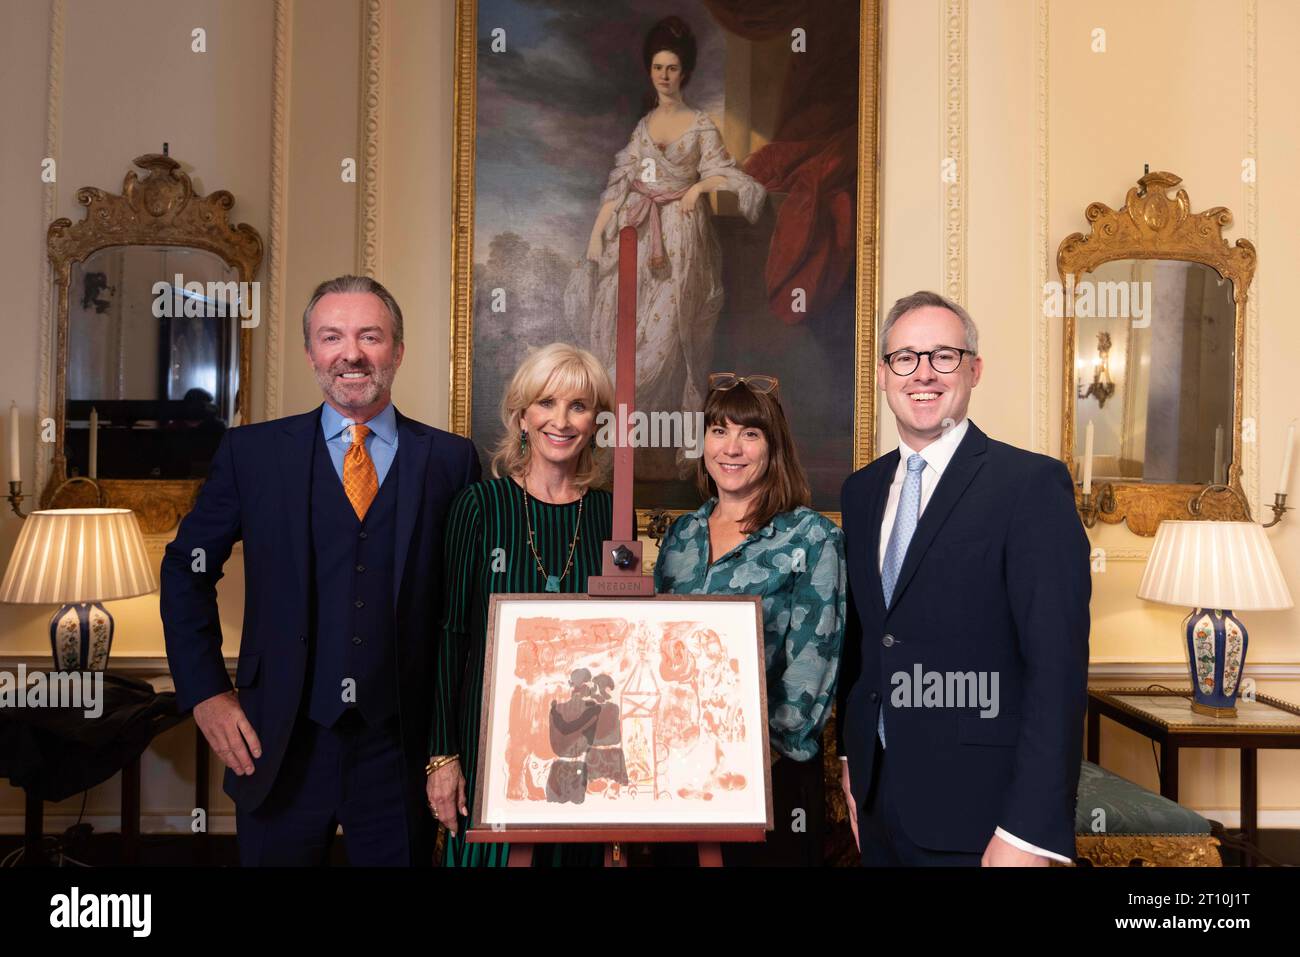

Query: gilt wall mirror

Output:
[44, 153, 263, 532]
[1057, 171, 1256, 536]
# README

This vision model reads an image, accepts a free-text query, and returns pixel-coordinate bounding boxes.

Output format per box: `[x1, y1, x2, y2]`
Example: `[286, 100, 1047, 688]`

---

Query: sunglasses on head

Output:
[708, 372, 779, 395]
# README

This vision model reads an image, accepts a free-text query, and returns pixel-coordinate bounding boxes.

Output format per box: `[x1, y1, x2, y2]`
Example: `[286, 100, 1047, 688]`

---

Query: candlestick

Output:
[8, 402, 19, 484]
[1213, 425, 1224, 486]
[1082, 421, 1094, 495]
[1279, 423, 1295, 494]
[88, 407, 98, 480]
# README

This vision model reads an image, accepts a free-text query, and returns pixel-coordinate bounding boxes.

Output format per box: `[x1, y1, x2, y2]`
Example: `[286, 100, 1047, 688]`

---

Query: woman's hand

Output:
[426, 758, 467, 837]
[840, 759, 859, 850]
[680, 184, 702, 213]
[586, 230, 604, 262]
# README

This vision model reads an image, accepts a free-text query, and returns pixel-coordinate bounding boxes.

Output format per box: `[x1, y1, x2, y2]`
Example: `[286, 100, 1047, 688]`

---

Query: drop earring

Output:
[520, 429, 528, 454]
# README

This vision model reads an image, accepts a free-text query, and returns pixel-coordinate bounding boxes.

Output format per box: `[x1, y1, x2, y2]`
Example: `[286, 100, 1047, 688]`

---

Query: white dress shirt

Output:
[849, 416, 1070, 864]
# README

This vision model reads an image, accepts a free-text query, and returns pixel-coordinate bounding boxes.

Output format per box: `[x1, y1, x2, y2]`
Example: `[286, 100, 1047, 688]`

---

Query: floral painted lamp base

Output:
[1186, 608, 1247, 718]
[50, 601, 114, 671]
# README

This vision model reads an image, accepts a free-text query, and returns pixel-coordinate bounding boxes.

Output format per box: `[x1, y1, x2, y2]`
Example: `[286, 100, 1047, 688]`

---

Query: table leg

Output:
[1240, 748, 1258, 867]
[1159, 742, 1179, 802]
[22, 789, 46, 867]
[121, 756, 141, 865]
[1086, 707, 1099, 765]
[195, 725, 210, 865]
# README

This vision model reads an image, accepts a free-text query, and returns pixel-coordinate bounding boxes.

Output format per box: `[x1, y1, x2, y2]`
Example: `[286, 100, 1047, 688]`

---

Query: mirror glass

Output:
[65, 245, 242, 480]
[1073, 259, 1236, 485]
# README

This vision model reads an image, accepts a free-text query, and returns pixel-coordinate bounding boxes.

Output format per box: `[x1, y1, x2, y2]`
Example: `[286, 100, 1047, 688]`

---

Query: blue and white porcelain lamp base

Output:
[1185, 608, 1247, 718]
[49, 601, 114, 671]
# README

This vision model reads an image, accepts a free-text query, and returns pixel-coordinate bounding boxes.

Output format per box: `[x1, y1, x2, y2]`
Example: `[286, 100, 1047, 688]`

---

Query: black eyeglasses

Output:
[882, 347, 972, 376]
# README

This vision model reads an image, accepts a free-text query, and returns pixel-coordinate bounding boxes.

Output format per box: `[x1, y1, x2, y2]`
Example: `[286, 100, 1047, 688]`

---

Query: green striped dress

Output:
[430, 476, 613, 867]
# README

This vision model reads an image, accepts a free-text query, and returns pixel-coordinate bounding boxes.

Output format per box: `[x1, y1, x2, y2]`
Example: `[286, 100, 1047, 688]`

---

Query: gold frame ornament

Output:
[44, 153, 263, 532]
[1057, 171, 1256, 536]
[447, 0, 882, 530]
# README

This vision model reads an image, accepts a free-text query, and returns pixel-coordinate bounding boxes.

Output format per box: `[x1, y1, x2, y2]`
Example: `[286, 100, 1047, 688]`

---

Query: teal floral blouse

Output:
[653, 500, 847, 761]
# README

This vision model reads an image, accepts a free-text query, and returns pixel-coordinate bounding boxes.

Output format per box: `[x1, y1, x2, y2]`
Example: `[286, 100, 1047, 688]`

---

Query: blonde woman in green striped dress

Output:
[427, 343, 614, 867]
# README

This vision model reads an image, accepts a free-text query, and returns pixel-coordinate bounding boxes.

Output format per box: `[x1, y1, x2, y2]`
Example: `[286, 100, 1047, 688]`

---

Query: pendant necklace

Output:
[522, 479, 585, 593]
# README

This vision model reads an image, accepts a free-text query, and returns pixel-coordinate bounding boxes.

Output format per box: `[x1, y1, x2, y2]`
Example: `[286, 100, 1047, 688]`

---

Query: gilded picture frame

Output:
[448, 0, 882, 529]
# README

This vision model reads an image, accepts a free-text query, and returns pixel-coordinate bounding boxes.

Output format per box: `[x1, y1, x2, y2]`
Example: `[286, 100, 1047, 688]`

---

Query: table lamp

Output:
[0, 508, 158, 670]
[1137, 520, 1292, 717]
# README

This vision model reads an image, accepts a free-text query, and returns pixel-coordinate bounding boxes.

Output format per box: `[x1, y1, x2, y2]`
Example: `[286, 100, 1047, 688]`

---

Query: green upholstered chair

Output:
[1074, 761, 1220, 866]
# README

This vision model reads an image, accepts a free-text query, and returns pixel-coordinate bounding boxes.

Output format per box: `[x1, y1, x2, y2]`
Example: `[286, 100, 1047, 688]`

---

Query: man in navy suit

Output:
[161, 275, 480, 865]
[837, 290, 1090, 866]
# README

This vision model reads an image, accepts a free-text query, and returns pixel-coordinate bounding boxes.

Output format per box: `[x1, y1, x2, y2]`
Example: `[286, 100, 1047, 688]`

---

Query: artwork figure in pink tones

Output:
[503, 616, 750, 806]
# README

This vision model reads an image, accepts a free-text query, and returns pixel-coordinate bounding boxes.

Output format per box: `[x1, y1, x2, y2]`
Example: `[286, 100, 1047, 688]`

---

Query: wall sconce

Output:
[1077, 331, 1116, 409]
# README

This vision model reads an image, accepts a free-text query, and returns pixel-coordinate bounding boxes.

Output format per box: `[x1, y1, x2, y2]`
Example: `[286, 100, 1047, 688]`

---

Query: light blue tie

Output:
[878, 452, 926, 747]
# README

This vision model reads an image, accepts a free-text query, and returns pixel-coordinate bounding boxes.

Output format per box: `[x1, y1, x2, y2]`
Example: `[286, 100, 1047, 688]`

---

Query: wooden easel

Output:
[482, 227, 765, 867]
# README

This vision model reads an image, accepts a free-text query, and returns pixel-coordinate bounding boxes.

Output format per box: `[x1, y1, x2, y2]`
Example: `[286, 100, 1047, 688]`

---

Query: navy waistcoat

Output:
[306, 428, 399, 728]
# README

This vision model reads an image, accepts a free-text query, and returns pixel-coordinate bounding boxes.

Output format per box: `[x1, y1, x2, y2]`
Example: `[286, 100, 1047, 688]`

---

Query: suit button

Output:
[354, 599, 365, 609]
[298, 634, 306, 644]
[869, 691, 880, 703]
[882, 634, 896, 647]
[359, 531, 368, 539]
[352, 636, 362, 646]
[356, 564, 366, 573]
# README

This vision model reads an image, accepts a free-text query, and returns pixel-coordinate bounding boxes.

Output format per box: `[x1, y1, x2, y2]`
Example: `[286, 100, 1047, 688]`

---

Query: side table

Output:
[1086, 686, 1300, 866]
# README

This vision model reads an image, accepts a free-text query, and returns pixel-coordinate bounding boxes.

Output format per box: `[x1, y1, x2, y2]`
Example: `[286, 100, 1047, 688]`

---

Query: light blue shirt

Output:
[320, 402, 398, 486]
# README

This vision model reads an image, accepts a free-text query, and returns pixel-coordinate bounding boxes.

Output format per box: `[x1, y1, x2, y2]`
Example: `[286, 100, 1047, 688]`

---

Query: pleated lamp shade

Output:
[1137, 521, 1291, 611]
[0, 508, 157, 604]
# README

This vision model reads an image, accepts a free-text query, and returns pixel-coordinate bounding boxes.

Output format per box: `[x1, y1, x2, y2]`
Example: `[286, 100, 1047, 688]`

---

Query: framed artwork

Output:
[450, 0, 881, 523]
[471, 594, 772, 834]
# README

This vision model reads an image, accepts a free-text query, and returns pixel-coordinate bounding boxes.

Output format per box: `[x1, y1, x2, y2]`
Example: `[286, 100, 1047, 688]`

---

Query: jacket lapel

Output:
[886, 421, 988, 613]
[276, 406, 320, 615]
[392, 410, 430, 609]
[863, 450, 897, 618]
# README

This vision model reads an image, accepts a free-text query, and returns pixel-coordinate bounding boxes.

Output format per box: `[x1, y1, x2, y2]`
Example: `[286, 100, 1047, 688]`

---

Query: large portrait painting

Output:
[450, 0, 881, 519]
[473, 594, 772, 831]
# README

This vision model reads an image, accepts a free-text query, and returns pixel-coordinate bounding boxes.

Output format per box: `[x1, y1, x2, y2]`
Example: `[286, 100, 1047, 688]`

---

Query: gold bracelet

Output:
[425, 754, 459, 776]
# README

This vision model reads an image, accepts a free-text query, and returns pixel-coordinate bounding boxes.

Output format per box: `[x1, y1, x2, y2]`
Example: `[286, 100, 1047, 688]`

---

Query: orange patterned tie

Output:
[343, 423, 378, 519]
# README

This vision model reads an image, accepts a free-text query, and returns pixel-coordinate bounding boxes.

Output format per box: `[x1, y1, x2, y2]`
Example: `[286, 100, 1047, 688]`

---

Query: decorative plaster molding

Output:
[34, 0, 65, 498]
[1089, 661, 1300, 680]
[941, 0, 967, 305]
[264, 0, 292, 422]
[1034, 0, 1050, 455]
[1086, 543, 1151, 563]
[357, 0, 383, 277]
[1244, 0, 1260, 517]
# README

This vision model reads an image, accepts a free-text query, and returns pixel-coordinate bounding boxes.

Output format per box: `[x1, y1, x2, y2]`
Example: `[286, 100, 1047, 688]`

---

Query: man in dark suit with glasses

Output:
[837, 290, 1090, 865]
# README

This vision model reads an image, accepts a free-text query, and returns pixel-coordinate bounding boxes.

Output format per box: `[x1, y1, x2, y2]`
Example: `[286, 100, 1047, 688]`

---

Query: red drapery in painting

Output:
[702, 0, 861, 325]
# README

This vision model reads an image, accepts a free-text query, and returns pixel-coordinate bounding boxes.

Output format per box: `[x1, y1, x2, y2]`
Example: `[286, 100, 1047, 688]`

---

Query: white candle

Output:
[88, 407, 98, 479]
[1280, 423, 1296, 494]
[7, 402, 18, 484]
[1213, 425, 1224, 486]
[1082, 421, 1094, 495]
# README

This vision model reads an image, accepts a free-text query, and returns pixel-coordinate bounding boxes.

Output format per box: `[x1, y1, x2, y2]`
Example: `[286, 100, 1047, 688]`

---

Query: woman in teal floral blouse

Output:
[654, 373, 846, 866]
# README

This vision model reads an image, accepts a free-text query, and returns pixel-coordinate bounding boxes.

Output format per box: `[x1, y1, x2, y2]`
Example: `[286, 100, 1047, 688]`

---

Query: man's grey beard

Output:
[315, 361, 397, 411]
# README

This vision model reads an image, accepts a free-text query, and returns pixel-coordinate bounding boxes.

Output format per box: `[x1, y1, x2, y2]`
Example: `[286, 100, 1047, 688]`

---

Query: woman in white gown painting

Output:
[566, 16, 765, 479]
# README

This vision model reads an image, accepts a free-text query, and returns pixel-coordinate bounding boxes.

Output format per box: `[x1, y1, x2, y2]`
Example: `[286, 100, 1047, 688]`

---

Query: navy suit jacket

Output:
[160, 405, 480, 811]
[836, 420, 1090, 858]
